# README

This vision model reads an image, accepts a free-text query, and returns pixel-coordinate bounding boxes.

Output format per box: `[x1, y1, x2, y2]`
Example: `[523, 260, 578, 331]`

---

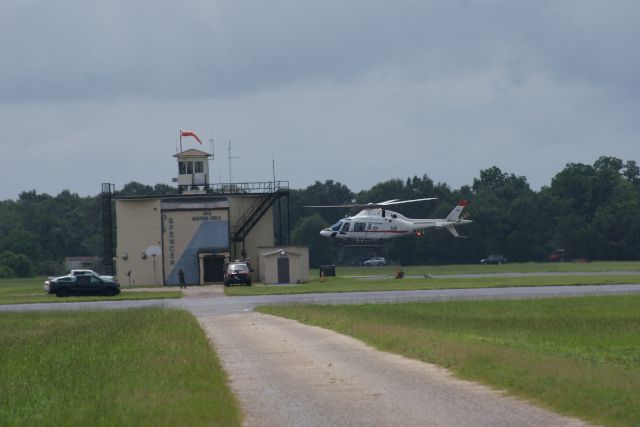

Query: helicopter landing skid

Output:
[332, 239, 391, 250]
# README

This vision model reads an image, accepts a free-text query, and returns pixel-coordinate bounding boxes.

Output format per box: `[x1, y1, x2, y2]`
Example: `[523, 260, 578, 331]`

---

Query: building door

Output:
[277, 256, 290, 284]
[203, 255, 225, 282]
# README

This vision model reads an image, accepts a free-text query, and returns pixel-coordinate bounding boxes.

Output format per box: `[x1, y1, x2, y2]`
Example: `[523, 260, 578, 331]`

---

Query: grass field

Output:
[225, 262, 640, 296]
[334, 260, 640, 276]
[0, 308, 241, 427]
[225, 260, 640, 296]
[0, 277, 181, 305]
[258, 295, 640, 427]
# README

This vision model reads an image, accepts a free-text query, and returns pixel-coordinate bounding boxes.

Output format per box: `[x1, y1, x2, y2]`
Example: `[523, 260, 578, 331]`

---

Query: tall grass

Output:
[258, 295, 640, 426]
[0, 308, 241, 426]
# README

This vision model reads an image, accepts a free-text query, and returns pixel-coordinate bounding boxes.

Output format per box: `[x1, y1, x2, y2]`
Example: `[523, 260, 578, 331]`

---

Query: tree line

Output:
[0, 182, 175, 278]
[287, 156, 640, 267]
[1, 156, 638, 276]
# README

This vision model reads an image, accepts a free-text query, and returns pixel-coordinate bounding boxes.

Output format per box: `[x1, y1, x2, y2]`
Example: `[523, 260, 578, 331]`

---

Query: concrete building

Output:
[111, 148, 289, 286]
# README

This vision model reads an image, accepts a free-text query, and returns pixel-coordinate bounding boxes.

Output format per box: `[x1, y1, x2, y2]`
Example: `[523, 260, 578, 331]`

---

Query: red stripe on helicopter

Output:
[365, 230, 409, 234]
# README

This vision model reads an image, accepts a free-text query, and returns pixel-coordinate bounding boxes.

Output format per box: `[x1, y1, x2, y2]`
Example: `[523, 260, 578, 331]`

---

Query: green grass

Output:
[0, 277, 181, 305]
[258, 295, 640, 427]
[327, 260, 640, 276]
[225, 272, 640, 296]
[0, 308, 241, 427]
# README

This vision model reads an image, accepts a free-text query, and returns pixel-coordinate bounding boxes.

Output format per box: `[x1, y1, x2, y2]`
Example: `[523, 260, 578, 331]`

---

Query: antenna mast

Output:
[228, 140, 239, 183]
[209, 136, 215, 184]
[272, 154, 276, 184]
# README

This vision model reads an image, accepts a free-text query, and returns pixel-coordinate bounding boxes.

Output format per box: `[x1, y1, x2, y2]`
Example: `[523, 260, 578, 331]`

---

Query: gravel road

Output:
[200, 312, 590, 427]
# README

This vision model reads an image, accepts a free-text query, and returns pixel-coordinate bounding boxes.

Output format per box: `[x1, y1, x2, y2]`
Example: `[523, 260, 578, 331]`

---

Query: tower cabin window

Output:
[179, 160, 199, 175]
[195, 161, 204, 173]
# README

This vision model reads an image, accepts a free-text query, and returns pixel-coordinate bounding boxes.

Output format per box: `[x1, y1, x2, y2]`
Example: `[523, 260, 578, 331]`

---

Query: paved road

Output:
[4, 285, 637, 426]
[3, 284, 640, 315]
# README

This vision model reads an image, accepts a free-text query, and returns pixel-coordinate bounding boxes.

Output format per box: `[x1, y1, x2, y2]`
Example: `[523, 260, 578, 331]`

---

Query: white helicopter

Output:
[307, 198, 472, 241]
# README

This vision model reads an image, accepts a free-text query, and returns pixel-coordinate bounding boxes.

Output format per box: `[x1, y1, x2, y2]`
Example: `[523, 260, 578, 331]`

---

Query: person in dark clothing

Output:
[178, 269, 186, 289]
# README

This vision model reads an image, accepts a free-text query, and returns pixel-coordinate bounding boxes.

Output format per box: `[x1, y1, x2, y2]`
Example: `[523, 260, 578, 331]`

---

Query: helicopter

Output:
[306, 198, 472, 241]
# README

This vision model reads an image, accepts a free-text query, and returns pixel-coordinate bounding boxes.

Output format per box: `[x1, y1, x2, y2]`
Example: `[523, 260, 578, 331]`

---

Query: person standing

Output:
[178, 269, 186, 289]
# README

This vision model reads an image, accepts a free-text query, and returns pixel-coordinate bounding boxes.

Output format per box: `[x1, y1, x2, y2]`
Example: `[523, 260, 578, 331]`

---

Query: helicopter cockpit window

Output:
[330, 221, 344, 232]
[354, 222, 366, 232]
[341, 222, 351, 232]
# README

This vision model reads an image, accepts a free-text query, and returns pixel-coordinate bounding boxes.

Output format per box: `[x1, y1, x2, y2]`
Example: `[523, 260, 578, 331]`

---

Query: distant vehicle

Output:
[363, 257, 387, 266]
[44, 275, 121, 297]
[480, 254, 507, 265]
[547, 249, 566, 262]
[224, 262, 252, 287]
[70, 269, 117, 283]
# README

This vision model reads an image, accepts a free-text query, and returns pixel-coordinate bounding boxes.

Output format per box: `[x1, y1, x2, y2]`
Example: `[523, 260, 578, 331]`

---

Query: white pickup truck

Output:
[70, 269, 118, 283]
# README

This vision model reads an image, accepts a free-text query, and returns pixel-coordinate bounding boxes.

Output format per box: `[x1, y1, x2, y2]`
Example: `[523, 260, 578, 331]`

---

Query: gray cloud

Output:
[1, 0, 638, 199]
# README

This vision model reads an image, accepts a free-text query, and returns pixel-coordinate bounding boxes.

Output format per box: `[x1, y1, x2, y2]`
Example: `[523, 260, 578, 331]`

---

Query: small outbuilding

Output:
[259, 247, 309, 285]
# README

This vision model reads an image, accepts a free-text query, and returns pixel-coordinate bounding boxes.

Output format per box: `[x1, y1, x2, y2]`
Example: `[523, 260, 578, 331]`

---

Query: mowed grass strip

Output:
[0, 308, 241, 427]
[0, 277, 181, 305]
[337, 260, 640, 276]
[258, 295, 640, 427]
[226, 272, 640, 295]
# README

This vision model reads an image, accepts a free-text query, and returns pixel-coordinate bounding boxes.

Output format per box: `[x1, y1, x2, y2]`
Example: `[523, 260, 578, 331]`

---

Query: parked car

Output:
[224, 262, 252, 286]
[363, 257, 387, 266]
[44, 274, 121, 297]
[480, 254, 507, 265]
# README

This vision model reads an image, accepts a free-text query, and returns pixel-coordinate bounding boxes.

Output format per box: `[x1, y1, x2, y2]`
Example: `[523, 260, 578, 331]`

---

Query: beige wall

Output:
[228, 195, 275, 280]
[115, 194, 278, 285]
[115, 199, 162, 286]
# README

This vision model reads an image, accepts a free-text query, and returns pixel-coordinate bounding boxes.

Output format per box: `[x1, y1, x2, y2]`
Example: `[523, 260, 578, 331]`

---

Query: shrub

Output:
[0, 265, 15, 278]
[0, 251, 34, 278]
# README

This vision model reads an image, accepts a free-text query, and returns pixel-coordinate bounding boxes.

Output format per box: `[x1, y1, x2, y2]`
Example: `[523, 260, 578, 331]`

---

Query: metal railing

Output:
[177, 181, 289, 195]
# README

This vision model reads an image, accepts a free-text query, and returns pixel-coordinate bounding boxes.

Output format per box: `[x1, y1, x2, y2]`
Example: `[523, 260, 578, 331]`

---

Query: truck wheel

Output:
[56, 288, 68, 297]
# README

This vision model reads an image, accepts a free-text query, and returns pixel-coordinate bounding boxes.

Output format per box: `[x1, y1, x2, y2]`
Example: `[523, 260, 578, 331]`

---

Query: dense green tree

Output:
[0, 251, 33, 278]
[291, 213, 334, 267]
[623, 160, 640, 184]
[1, 156, 640, 272]
[117, 182, 155, 196]
[289, 180, 355, 226]
[0, 265, 15, 278]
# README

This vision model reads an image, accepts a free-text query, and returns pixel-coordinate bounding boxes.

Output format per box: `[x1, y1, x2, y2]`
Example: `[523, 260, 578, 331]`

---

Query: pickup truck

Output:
[44, 274, 120, 297]
[70, 269, 117, 283]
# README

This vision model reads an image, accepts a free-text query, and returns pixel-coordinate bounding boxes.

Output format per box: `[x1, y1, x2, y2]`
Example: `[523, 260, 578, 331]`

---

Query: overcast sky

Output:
[1, 0, 638, 200]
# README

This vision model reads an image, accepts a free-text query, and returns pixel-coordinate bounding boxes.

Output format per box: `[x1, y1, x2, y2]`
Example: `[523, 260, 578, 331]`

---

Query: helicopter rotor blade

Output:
[378, 197, 438, 206]
[304, 197, 437, 208]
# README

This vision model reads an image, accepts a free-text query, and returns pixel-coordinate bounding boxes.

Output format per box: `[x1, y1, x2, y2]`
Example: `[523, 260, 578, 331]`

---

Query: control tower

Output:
[173, 149, 213, 193]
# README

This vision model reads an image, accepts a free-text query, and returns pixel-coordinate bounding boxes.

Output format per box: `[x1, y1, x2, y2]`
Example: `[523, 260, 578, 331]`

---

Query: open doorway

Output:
[199, 253, 226, 284]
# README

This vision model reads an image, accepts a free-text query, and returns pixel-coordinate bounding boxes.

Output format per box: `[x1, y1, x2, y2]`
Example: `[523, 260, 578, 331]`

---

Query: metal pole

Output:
[287, 191, 291, 246]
